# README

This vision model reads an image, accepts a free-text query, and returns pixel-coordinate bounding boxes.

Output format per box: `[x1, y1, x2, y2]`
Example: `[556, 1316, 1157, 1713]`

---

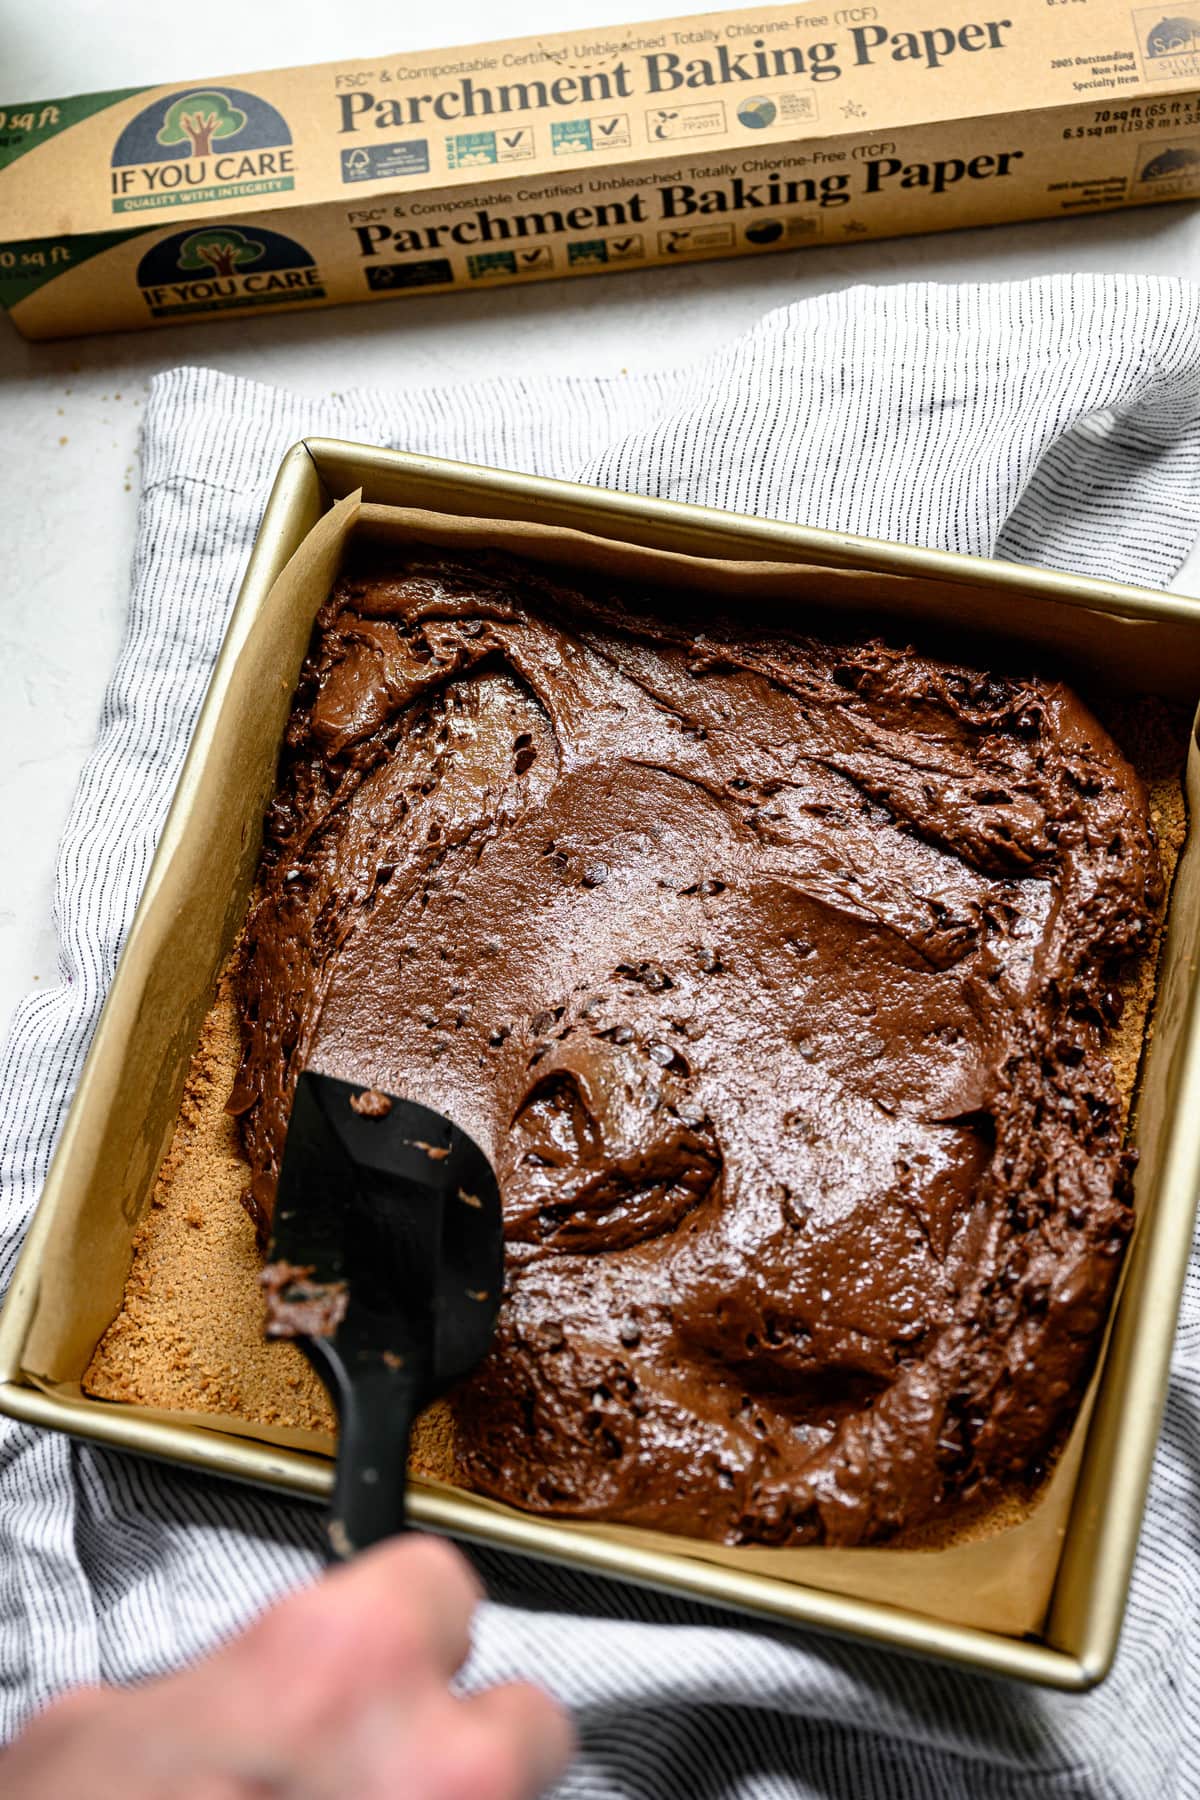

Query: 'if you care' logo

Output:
[111, 86, 294, 213]
[136, 224, 325, 318]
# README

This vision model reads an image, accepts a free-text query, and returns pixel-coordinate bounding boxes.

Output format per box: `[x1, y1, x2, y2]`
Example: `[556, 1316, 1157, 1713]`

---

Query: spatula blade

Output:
[264, 1070, 504, 1554]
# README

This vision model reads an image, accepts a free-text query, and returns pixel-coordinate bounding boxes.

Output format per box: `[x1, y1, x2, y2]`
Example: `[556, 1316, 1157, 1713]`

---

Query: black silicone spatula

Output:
[263, 1069, 503, 1560]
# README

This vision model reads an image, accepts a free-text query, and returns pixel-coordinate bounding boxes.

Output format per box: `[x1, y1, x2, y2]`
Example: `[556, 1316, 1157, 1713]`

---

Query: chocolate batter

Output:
[233, 549, 1161, 1547]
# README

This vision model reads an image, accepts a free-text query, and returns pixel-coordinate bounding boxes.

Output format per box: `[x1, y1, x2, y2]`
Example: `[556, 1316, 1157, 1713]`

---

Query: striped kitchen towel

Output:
[3, 276, 1200, 1799]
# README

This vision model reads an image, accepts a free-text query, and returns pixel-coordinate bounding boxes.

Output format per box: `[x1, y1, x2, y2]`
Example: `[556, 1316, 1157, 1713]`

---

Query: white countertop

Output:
[3, 0, 1199, 1036]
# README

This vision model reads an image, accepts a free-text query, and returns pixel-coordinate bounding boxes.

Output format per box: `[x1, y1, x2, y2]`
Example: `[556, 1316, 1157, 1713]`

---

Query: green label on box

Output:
[0, 89, 144, 173]
[112, 175, 295, 214]
[0, 229, 150, 310]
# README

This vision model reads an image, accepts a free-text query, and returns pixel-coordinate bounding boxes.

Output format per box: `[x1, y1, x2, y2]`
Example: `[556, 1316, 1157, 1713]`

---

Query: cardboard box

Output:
[3, 2, 1199, 336]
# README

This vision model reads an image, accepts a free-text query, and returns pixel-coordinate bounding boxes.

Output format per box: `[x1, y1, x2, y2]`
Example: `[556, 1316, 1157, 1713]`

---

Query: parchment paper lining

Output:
[23, 494, 1191, 1642]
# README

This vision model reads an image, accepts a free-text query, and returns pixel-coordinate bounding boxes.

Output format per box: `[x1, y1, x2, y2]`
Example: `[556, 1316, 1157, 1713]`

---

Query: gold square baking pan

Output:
[3, 438, 1200, 1692]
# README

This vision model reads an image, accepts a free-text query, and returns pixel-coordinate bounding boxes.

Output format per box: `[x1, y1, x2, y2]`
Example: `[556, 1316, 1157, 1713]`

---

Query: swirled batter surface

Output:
[234, 550, 1161, 1546]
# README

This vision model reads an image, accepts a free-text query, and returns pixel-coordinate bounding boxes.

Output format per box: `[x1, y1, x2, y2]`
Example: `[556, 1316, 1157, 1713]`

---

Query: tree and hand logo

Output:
[136, 222, 323, 318]
[155, 91, 247, 158]
[175, 226, 262, 278]
[111, 84, 293, 213]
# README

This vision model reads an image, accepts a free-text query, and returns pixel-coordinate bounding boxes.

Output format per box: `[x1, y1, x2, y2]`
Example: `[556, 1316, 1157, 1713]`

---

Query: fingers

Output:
[191, 1535, 483, 1740]
[3, 1541, 573, 1800]
[316, 1534, 484, 1680]
[453, 1682, 576, 1800]
[329, 1679, 574, 1800]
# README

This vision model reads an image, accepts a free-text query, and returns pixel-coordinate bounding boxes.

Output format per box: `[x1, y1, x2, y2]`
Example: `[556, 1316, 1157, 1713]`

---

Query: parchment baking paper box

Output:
[3, 443, 1200, 1691]
[3, 0, 1200, 337]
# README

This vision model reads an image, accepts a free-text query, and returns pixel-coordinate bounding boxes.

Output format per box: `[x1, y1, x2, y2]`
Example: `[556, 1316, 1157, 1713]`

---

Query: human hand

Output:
[2, 1534, 573, 1799]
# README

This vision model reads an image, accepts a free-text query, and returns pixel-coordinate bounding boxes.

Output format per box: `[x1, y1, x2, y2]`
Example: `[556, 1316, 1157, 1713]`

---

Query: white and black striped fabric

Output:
[3, 276, 1200, 1798]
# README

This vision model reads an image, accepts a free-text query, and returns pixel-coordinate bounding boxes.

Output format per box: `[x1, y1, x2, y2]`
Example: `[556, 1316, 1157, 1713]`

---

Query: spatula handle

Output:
[307, 1345, 423, 1560]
